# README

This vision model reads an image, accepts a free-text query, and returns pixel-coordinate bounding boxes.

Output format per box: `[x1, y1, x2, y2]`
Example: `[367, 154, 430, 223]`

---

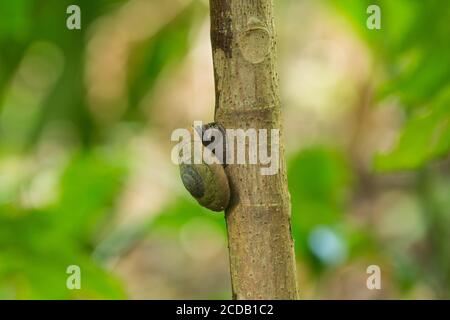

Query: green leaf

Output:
[375, 88, 450, 171]
[0, 211, 126, 299]
[49, 151, 126, 241]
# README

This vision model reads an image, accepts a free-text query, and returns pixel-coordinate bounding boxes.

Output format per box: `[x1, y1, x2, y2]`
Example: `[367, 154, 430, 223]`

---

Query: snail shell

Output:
[179, 127, 230, 212]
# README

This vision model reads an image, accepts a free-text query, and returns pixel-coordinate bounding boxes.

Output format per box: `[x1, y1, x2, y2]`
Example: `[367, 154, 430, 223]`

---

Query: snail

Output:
[178, 123, 230, 212]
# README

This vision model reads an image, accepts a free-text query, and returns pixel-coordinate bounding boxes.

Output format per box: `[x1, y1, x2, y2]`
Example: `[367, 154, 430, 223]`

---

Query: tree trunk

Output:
[209, 0, 299, 299]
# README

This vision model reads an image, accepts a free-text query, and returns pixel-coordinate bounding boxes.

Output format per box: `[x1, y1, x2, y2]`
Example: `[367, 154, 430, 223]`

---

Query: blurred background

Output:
[0, 0, 449, 299]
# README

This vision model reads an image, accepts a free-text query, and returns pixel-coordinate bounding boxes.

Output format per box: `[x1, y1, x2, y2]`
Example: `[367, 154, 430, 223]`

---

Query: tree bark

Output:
[209, 0, 298, 299]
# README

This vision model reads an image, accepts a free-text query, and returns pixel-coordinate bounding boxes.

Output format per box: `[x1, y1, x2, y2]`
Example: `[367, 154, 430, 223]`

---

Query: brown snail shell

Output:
[178, 127, 230, 212]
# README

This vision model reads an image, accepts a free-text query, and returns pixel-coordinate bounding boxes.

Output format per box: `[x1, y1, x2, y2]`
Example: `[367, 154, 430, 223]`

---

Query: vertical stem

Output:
[209, 0, 298, 299]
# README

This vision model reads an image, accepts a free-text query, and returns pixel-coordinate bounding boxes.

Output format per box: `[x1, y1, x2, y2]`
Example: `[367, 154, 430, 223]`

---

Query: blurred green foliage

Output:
[0, 151, 126, 298]
[331, 0, 450, 171]
[288, 147, 377, 273]
[0, 0, 449, 299]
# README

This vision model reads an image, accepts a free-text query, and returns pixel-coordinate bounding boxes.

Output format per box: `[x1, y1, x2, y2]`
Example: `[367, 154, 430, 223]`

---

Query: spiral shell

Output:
[178, 126, 230, 212]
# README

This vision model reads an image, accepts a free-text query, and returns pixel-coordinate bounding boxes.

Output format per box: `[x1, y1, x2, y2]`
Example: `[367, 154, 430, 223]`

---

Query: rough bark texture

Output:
[209, 0, 298, 299]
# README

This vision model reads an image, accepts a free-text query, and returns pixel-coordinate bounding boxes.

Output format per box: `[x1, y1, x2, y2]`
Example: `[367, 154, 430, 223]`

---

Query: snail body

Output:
[178, 124, 230, 212]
